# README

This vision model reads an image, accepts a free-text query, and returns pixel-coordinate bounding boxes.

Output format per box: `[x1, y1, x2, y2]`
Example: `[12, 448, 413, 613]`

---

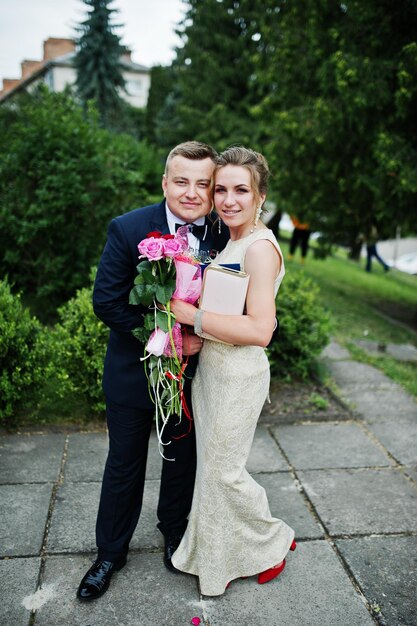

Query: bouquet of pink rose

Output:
[129, 227, 202, 459]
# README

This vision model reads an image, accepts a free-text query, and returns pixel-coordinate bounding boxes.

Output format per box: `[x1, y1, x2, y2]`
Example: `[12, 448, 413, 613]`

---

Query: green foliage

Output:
[129, 257, 177, 340]
[106, 100, 147, 140]
[153, 0, 259, 148]
[52, 279, 109, 415]
[0, 278, 51, 427]
[0, 87, 161, 319]
[254, 0, 417, 247]
[157, 0, 417, 247]
[268, 273, 331, 379]
[308, 392, 329, 411]
[146, 65, 175, 145]
[74, 0, 126, 126]
[312, 235, 333, 259]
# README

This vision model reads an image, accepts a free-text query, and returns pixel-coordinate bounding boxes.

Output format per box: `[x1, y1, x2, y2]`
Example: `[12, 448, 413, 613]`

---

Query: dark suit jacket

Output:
[93, 200, 229, 409]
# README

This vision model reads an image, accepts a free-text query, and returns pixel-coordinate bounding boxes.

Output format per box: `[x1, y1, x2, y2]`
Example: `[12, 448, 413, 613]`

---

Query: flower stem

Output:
[166, 302, 182, 371]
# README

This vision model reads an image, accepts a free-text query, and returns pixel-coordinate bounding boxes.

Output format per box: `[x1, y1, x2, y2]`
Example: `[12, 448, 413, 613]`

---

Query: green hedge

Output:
[269, 273, 331, 379]
[52, 283, 109, 415]
[0, 278, 52, 426]
[0, 87, 162, 320]
[1, 270, 330, 427]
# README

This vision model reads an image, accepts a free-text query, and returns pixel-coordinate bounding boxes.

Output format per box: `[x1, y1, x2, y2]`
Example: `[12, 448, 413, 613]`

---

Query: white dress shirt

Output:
[165, 202, 206, 252]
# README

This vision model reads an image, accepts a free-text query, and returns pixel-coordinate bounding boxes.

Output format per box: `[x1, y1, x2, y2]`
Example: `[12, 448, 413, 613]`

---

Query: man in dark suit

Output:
[77, 141, 229, 601]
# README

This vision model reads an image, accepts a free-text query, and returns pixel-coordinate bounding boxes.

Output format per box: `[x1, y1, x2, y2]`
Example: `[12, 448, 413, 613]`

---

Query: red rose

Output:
[162, 234, 175, 239]
[146, 231, 162, 238]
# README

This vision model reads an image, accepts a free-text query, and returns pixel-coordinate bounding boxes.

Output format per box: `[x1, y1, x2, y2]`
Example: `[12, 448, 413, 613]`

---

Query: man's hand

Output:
[182, 330, 204, 356]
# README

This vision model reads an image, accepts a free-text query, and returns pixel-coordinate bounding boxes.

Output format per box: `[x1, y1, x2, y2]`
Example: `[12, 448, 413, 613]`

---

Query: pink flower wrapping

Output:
[173, 259, 202, 304]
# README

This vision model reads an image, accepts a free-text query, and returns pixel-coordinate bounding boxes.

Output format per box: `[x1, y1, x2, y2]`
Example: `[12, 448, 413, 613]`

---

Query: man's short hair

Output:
[164, 141, 218, 175]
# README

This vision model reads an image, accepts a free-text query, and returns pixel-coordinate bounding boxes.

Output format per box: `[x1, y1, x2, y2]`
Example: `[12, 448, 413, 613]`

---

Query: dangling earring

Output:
[250, 204, 262, 233]
[218, 217, 222, 234]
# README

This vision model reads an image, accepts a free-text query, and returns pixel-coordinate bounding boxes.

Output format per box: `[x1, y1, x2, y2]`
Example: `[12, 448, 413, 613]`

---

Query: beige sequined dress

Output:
[172, 229, 295, 596]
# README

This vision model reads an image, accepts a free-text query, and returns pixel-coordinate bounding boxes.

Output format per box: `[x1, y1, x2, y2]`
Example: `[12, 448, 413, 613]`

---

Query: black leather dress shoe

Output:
[164, 533, 183, 572]
[76, 557, 127, 601]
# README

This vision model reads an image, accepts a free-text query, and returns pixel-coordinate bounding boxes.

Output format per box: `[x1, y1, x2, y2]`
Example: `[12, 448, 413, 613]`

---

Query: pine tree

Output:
[74, 0, 126, 126]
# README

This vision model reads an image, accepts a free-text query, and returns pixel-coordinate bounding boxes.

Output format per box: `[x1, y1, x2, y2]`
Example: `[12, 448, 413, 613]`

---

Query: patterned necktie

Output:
[175, 222, 208, 241]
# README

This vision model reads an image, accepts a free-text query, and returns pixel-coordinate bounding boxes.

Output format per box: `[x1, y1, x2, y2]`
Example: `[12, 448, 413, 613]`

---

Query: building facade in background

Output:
[0, 37, 150, 108]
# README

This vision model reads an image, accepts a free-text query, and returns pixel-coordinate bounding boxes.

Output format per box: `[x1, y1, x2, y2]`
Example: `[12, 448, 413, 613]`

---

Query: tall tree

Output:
[253, 0, 417, 253]
[74, 0, 126, 126]
[152, 0, 417, 251]
[145, 65, 175, 145]
[154, 0, 259, 149]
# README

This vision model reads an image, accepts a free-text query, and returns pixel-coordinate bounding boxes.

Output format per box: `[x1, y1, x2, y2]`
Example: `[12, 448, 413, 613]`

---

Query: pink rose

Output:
[145, 328, 168, 357]
[163, 238, 184, 258]
[138, 237, 165, 261]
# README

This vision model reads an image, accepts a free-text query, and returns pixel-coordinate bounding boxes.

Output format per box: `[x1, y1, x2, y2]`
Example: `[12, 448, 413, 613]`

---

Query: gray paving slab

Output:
[203, 540, 374, 626]
[34, 553, 200, 626]
[0, 483, 52, 556]
[246, 424, 289, 473]
[2, 337, 416, 626]
[326, 360, 394, 386]
[354, 339, 417, 362]
[387, 342, 417, 362]
[0, 433, 65, 484]
[336, 536, 417, 626]
[64, 432, 108, 482]
[273, 422, 391, 470]
[366, 418, 417, 465]
[255, 472, 323, 539]
[47, 480, 163, 554]
[339, 386, 417, 421]
[146, 430, 172, 479]
[65, 430, 163, 482]
[298, 467, 417, 535]
[0, 557, 40, 626]
[46, 482, 100, 554]
[320, 341, 351, 360]
[404, 464, 417, 483]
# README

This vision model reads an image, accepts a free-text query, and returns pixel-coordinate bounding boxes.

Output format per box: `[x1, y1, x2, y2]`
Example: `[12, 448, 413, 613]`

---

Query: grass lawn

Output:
[278, 236, 417, 398]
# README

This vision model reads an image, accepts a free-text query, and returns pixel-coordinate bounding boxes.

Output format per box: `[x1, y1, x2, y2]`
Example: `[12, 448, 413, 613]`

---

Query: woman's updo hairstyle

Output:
[214, 146, 270, 207]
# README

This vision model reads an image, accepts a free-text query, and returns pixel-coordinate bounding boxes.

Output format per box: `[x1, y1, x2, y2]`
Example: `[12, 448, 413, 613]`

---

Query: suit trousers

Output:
[96, 382, 197, 561]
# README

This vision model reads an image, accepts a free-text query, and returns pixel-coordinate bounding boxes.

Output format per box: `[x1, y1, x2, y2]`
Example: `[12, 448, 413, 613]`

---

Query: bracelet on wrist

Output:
[194, 309, 204, 337]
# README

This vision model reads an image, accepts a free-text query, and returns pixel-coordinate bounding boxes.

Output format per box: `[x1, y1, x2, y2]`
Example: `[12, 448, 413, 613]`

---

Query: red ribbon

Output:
[165, 330, 193, 440]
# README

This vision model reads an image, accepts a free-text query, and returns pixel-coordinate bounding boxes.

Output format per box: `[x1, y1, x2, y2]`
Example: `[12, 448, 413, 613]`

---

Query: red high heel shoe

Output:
[257, 539, 297, 585]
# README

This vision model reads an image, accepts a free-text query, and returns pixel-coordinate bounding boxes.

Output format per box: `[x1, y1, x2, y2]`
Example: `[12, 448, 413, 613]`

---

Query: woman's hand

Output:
[182, 331, 204, 356]
[170, 299, 198, 326]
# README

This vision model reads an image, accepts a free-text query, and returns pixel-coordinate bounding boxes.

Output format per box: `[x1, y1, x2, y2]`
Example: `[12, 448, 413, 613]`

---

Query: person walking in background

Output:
[76, 141, 229, 602]
[365, 225, 389, 272]
[288, 215, 311, 263]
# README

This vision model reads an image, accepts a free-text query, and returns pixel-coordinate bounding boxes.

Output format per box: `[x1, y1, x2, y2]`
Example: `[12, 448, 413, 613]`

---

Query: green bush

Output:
[0, 278, 52, 427]
[0, 86, 162, 320]
[268, 273, 331, 379]
[52, 281, 109, 415]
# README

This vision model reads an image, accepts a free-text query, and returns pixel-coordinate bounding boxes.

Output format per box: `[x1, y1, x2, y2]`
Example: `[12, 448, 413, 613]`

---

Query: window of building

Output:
[44, 70, 54, 91]
[125, 79, 143, 96]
